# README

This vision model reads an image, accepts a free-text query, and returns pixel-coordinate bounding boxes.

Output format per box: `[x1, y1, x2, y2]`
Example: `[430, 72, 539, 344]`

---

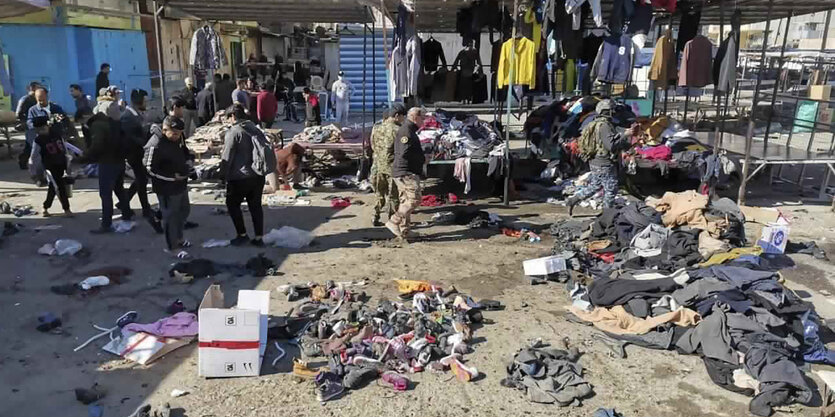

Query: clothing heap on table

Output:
[550, 190, 832, 417]
[291, 124, 363, 144]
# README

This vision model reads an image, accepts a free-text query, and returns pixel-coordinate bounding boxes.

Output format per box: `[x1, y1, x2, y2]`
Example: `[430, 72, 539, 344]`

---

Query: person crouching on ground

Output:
[31, 116, 72, 217]
[144, 116, 192, 257]
[370, 103, 406, 227]
[78, 99, 134, 234]
[221, 104, 273, 247]
[386, 107, 426, 241]
[566, 99, 638, 216]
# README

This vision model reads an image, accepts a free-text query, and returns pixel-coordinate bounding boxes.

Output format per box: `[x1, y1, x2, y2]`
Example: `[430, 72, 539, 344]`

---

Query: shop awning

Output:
[0, 0, 50, 19]
[164, 0, 376, 24]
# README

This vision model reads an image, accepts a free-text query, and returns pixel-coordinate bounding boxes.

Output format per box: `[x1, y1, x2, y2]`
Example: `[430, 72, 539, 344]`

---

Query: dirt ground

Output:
[1, 137, 835, 416]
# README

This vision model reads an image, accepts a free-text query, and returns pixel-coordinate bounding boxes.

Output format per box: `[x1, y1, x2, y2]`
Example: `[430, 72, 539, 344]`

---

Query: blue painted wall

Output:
[0, 24, 150, 111]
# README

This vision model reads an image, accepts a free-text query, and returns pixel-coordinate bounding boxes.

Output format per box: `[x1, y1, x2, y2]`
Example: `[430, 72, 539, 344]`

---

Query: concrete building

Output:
[711, 9, 835, 50]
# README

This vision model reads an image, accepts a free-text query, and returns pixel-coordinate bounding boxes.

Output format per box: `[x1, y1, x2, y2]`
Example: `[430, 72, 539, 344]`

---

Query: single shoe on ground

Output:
[315, 372, 345, 402]
[292, 358, 324, 379]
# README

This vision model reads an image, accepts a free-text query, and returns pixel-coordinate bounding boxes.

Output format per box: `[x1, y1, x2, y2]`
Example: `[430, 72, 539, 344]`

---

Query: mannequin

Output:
[452, 40, 483, 103]
[331, 70, 354, 126]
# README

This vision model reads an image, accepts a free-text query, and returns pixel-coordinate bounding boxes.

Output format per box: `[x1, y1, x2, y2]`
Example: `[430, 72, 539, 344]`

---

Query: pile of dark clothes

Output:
[168, 253, 277, 279]
[552, 191, 832, 417]
[279, 279, 502, 402]
[501, 346, 593, 406]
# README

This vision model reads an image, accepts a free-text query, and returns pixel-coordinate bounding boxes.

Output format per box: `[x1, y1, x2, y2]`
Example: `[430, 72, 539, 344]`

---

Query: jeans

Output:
[159, 192, 190, 250]
[183, 109, 198, 138]
[226, 176, 265, 237]
[98, 162, 131, 228]
[335, 99, 350, 125]
[126, 155, 152, 217]
[44, 166, 70, 211]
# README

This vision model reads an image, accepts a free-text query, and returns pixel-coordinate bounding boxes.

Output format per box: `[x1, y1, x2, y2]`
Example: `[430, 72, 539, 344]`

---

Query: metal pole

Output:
[504, 0, 519, 206]
[683, 88, 690, 126]
[363, 23, 368, 144]
[738, 0, 775, 205]
[713, 0, 725, 155]
[152, 0, 166, 110]
[651, 24, 662, 117]
[808, 10, 832, 152]
[762, 11, 792, 152]
[372, 15, 376, 122]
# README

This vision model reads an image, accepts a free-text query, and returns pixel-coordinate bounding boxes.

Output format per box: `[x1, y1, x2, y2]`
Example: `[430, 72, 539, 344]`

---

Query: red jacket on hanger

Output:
[651, 0, 676, 13]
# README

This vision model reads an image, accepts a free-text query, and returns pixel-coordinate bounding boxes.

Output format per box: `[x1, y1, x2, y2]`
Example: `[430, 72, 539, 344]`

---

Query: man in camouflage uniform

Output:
[370, 103, 406, 226]
[567, 99, 637, 216]
[387, 107, 426, 241]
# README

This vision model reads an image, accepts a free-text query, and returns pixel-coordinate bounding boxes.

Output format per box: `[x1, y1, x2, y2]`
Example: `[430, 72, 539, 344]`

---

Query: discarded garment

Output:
[501, 347, 593, 406]
[630, 223, 669, 257]
[744, 334, 813, 416]
[123, 312, 198, 337]
[698, 231, 730, 259]
[646, 190, 708, 229]
[700, 247, 763, 267]
[568, 305, 700, 335]
[636, 145, 672, 161]
[588, 277, 679, 307]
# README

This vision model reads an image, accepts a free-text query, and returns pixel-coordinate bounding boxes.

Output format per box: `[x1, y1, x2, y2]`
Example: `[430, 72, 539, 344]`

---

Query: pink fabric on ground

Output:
[123, 312, 198, 337]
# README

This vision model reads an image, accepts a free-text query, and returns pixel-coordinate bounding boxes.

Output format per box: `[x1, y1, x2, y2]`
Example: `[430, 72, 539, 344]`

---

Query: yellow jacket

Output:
[649, 30, 675, 84]
[497, 37, 536, 89]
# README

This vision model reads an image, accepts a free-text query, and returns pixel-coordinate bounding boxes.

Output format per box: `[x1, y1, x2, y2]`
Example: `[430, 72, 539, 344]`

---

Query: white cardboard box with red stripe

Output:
[198, 285, 270, 378]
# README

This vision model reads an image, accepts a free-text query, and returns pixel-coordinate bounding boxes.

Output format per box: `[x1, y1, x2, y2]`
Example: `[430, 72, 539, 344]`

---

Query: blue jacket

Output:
[594, 34, 633, 84]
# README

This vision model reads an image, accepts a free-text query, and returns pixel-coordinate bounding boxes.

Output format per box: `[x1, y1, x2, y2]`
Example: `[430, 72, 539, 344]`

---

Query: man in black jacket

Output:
[144, 116, 192, 255]
[386, 107, 426, 241]
[95, 63, 110, 96]
[121, 89, 162, 232]
[79, 99, 133, 233]
[195, 82, 215, 127]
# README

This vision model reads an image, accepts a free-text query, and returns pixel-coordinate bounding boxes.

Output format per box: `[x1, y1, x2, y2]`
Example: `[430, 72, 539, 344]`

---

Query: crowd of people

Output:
[14, 63, 283, 259]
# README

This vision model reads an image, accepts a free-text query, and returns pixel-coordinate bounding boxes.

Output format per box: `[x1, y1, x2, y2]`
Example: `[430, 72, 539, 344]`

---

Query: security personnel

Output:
[386, 107, 426, 241]
[370, 103, 407, 227]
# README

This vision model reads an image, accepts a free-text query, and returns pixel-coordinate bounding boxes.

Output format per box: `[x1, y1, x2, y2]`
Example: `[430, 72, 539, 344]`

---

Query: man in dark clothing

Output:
[567, 99, 637, 216]
[79, 99, 133, 233]
[221, 104, 267, 247]
[178, 77, 199, 138]
[278, 76, 299, 122]
[121, 89, 162, 233]
[144, 116, 192, 256]
[16, 81, 41, 169]
[32, 116, 72, 217]
[196, 82, 215, 127]
[386, 107, 426, 240]
[96, 63, 110, 96]
[70, 84, 93, 149]
[214, 73, 234, 110]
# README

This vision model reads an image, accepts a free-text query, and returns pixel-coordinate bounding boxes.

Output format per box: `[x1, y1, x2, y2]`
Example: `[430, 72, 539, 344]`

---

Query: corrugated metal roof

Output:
[165, 0, 375, 24]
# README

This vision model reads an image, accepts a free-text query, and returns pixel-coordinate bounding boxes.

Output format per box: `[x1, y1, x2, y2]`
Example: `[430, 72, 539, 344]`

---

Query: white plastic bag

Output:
[112, 220, 136, 233]
[79, 276, 110, 290]
[263, 226, 314, 248]
[202, 239, 231, 248]
[38, 243, 57, 255]
[54, 239, 83, 256]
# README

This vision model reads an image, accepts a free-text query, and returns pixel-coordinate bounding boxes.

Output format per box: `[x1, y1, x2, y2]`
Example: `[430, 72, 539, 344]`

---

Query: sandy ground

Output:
[1, 128, 835, 417]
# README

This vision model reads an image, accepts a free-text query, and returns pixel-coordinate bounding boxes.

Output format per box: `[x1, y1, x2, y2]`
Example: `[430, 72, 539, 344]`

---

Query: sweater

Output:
[497, 37, 537, 89]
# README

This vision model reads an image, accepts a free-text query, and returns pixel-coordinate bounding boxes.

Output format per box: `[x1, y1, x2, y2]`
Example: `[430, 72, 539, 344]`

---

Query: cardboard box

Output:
[198, 285, 270, 378]
[740, 206, 789, 225]
[103, 330, 193, 365]
[758, 224, 790, 254]
[810, 85, 832, 101]
[523, 256, 567, 276]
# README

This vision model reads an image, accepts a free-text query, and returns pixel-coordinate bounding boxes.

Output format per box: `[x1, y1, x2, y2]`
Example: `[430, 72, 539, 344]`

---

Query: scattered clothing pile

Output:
[275, 279, 501, 402]
[550, 190, 830, 416]
[168, 253, 277, 282]
[293, 124, 346, 144]
[418, 110, 501, 161]
[501, 345, 593, 406]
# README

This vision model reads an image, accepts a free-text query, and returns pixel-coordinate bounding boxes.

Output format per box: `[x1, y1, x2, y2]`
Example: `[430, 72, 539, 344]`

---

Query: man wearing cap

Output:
[79, 98, 134, 233]
[178, 77, 199, 138]
[566, 98, 638, 216]
[144, 116, 192, 255]
[330, 70, 354, 126]
[386, 107, 426, 241]
[370, 103, 406, 227]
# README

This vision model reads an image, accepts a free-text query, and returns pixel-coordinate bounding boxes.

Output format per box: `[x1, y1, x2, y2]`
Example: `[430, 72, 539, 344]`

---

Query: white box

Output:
[758, 225, 790, 254]
[198, 285, 270, 378]
[523, 256, 567, 276]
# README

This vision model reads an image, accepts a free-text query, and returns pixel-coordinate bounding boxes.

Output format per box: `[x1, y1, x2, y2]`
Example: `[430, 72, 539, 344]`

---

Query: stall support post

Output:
[762, 11, 792, 152]
[504, 0, 520, 206]
[738, 0, 774, 206]
[808, 10, 832, 153]
[372, 14, 377, 123]
[153, 0, 167, 110]
[683, 88, 690, 126]
[713, 0, 725, 155]
[363, 23, 368, 150]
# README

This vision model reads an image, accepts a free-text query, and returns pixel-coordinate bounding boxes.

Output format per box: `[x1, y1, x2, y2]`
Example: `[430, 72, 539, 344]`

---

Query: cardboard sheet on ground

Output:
[103, 330, 193, 365]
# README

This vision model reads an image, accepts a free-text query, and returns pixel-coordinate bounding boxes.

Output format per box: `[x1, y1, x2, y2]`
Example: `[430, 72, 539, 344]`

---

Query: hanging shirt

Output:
[592, 33, 633, 84]
[676, 7, 702, 55]
[626, 0, 653, 35]
[422, 38, 447, 72]
[714, 34, 738, 93]
[497, 37, 537, 89]
[566, 0, 602, 30]
[524, 8, 543, 52]
[649, 31, 676, 84]
[678, 35, 714, 88]
[405, 35, 423, 97]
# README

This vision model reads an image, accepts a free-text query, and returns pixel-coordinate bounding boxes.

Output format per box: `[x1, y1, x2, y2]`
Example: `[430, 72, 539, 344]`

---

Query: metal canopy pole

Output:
[713, 0, 725, 156]
[662, 14, 673, 116]
[153, 0, 167, 110]
[363, 23, 368, 147]
[808, 10, 832, 153]
[372, 12, 377, 122]
[737, 0, 775, 205]
[762, 11, 792, 152]
[504, 0, 520, 206]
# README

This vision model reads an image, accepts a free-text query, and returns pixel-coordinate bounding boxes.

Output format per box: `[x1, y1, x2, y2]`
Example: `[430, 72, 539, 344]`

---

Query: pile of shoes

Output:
[278, 279, 501, 402]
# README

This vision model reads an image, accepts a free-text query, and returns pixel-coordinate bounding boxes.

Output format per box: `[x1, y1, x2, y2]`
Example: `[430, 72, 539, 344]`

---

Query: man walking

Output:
[386, 107, 426, 241]
[178, 77, 199, 138]
[215, 74, 234, 110]
[122, 88, 163, 233]
[27, 87, 69, 180]
[96, 63, 111, 96]
[31, 116, 72, 217]
[79, 99, 133, 233]
[196, 82, 215, 127]
[221, 104, 273, 247]
[232, 78, 250, 110]
[17, 81, 41, 169]
[256, 80, 278, 128]
[144, 116, 192, 257]
[370, 104, 405, 226]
